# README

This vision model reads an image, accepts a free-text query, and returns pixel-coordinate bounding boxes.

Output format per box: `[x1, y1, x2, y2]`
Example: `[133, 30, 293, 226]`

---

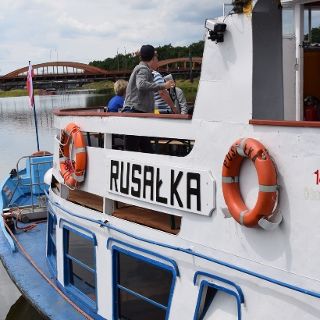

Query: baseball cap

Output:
[140, 45, 155, 61]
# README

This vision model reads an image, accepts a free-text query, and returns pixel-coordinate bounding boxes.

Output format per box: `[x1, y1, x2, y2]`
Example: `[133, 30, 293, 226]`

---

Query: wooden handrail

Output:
[249, 119, 320, 128]
[53, 107, 192, 120]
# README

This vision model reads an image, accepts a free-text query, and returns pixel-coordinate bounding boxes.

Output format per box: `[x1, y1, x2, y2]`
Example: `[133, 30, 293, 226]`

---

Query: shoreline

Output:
[0, 79, 199, 101]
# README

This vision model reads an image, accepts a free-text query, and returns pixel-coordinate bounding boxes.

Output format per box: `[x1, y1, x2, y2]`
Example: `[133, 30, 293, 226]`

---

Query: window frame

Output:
[47, 209, 57, 275]
[282, 5, 295, 38]
[112, 245, 177, 320]
[193, 272, 244, 320]
[304, 5, 320, 44]
[62, 222, 98, 312]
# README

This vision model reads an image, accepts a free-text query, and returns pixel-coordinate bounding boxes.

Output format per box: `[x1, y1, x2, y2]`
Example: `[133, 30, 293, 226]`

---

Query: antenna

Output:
[223, 2, 233, 16]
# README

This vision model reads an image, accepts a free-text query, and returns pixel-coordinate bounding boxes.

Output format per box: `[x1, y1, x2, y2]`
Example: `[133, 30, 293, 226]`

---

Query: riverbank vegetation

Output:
[0, 89, 40, 98]
[0, 79, 199, 102]
[81, 81, 114, 94]
[175, 79, 199, 102]
[81, 78, 199, 102]
[89, 41, 204, 71]
[1, 41, 202, 100]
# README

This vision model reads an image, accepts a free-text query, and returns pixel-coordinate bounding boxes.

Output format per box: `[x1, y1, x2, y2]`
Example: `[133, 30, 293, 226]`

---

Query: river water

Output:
[0, 93, 110, 319]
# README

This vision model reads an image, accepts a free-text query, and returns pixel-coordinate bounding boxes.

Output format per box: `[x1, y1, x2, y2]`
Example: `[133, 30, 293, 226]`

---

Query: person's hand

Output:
[164, 80, 175, 89]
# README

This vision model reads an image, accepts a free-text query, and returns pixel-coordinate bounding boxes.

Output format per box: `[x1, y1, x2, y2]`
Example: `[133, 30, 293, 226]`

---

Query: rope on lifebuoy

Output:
[222, 138, 280, 228]
[59, 123, 87, 189]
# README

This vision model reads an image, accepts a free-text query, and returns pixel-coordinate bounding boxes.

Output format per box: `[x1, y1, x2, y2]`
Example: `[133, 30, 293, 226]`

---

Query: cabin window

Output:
[47, 210, 57, 273]
[85, 132, 104, 148]
[63, 226, 97, 310]
[195, 282, 240, 320]
[86, 131, 194, 157]
[304, 5, 320, 44]
[196, 285, 218, 319]
[113, 248, 175, 320]
[282, 7, 294, 37]
[252, 2, 320, 123]
[193, 273, 244, 320]
[67, 189, 103, 213]
[303, 4, 320, 122]
[111, 135, 194, 157]
[112, 203, 181, 235]
[252, 0, 284, 120]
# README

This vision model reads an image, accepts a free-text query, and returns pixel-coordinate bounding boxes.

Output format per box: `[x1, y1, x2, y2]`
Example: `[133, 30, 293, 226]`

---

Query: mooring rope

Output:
[3, 220, 93, 320]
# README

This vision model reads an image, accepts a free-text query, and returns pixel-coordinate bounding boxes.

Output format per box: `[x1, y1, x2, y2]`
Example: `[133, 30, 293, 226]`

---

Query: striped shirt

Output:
[152, 71, 171, 113]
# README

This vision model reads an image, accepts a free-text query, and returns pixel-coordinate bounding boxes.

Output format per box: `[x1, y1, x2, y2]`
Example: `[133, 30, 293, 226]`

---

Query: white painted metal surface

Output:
[48, 1, 320, 319]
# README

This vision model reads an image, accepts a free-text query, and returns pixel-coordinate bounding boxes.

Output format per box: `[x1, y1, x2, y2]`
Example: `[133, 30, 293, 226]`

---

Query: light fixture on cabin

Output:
[206, 22, 227, 43]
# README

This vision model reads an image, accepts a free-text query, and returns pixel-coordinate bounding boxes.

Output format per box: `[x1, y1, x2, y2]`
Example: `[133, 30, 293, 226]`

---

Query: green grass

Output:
[82, 78, 199, 101]
[82, 80, 114, 94]
[0, 89, 41, 98]
[175, 78, 199, 102]
[0, 89, 28, 98]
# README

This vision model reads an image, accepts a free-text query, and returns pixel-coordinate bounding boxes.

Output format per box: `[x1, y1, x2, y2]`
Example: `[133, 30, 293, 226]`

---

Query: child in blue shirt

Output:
[107, 79, 128, 112]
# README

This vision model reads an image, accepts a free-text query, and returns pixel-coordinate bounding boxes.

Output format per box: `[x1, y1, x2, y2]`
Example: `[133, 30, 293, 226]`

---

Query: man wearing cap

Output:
[123, 44, 175, 113]
[122, 44, 175, 153]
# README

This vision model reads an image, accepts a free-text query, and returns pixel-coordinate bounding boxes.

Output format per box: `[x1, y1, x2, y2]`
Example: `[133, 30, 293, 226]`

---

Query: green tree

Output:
[89, 41, 204, 71]
[311, 27, 320, 43]
[304, 27, 320, 43]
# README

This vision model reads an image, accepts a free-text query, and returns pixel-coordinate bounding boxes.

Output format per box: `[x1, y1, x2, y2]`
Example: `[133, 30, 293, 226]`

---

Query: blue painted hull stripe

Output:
[47, 196, 320, 300]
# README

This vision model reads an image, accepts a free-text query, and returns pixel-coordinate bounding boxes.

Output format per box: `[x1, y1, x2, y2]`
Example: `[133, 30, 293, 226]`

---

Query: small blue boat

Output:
[0, 153, 88, 319]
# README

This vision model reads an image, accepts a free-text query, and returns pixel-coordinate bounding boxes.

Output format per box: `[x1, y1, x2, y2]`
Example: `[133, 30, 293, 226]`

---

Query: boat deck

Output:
[0, 222, 87, 320]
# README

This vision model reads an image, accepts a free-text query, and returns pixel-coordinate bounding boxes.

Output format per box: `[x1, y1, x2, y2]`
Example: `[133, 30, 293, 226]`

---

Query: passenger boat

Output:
[1, 1, 320, 319]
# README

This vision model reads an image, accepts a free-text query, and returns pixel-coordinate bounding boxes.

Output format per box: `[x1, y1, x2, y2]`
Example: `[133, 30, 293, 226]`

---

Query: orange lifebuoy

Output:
[59, 123, 86, 188]
[222, 138, 278, 228]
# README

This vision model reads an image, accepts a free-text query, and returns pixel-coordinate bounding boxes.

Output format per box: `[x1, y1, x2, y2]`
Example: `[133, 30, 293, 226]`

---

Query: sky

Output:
[0, 0, 225, 75]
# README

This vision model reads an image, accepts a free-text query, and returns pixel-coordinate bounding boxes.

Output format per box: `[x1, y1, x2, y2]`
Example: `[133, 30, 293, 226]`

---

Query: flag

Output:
[26, 62, 34, 107]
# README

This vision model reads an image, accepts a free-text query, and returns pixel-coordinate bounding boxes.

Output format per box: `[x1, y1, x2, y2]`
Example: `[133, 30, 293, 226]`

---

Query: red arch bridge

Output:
[0, 58, 202, 90]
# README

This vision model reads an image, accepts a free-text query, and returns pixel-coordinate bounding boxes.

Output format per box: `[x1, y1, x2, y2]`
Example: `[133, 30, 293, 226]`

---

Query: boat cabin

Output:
[282, 0, 320, 121]
[195, 0, 320, 124]
[47, 1, 320, 319]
